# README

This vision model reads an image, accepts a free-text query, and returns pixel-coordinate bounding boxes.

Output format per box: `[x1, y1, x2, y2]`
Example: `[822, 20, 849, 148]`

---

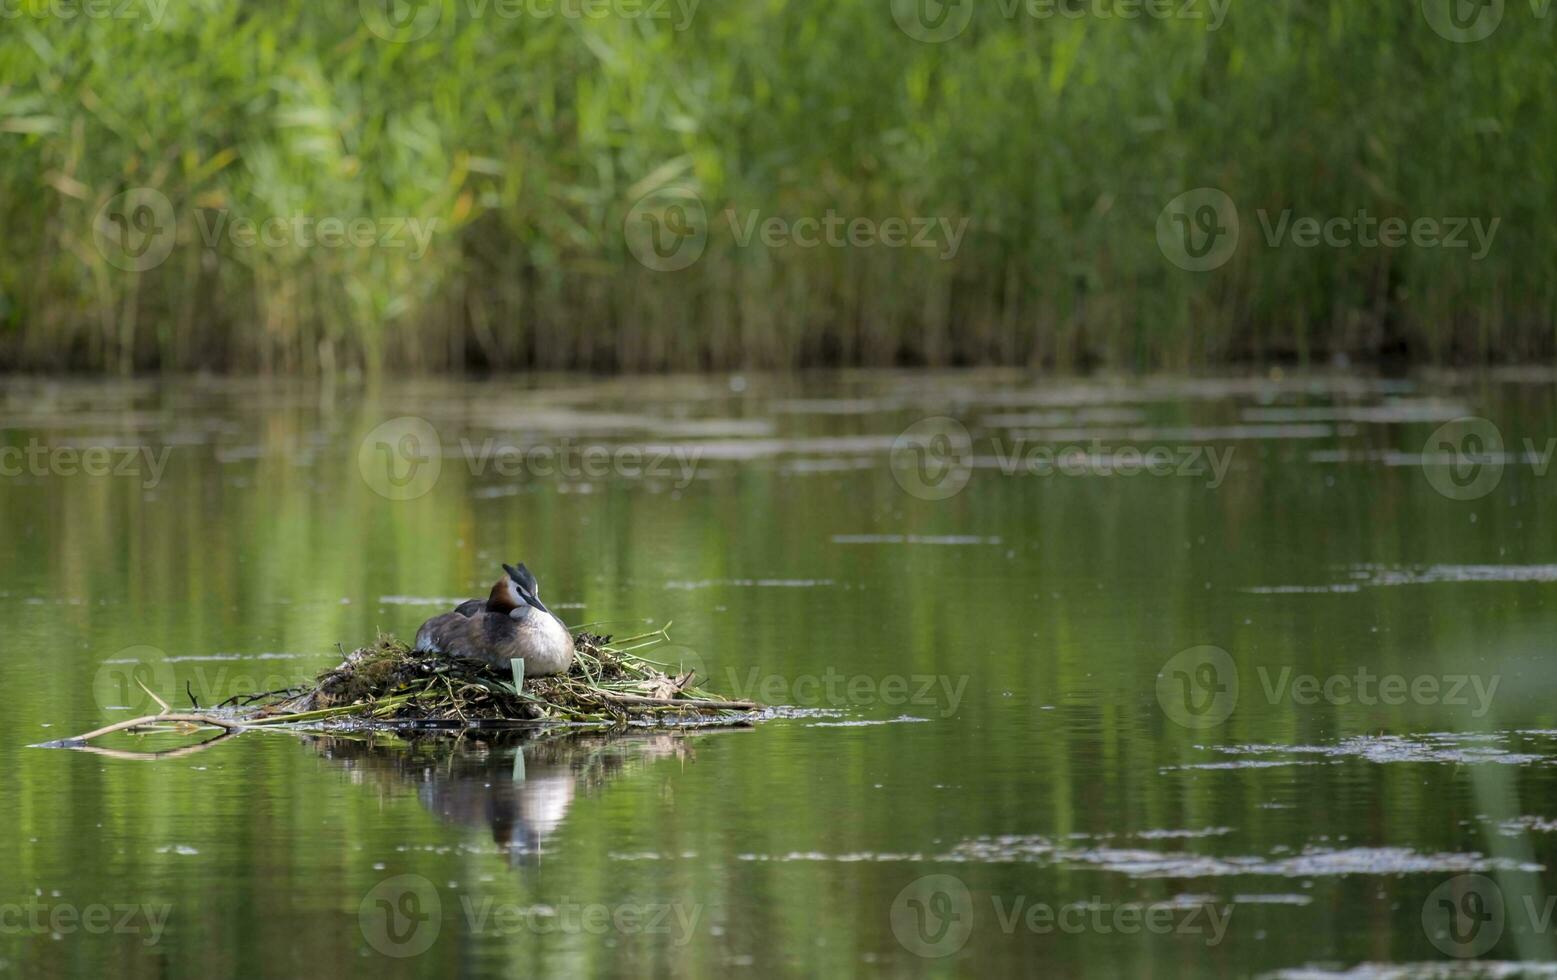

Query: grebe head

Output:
[502, 563, 538, 597]
[503, 562, 551, 614]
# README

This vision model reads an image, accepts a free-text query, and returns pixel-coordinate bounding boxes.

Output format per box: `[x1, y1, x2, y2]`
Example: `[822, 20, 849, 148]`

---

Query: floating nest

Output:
[255, 629, 756, 726]
[42, 626, 758, 755]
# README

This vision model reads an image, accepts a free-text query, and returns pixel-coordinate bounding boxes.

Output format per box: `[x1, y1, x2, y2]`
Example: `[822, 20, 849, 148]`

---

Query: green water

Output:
[2, 370, 1556, 978]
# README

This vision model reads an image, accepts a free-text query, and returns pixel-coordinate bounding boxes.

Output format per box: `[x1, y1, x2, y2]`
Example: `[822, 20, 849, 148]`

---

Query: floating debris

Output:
[1207, 734, 1548, 767]
[940, 836, 1543, 877]
[1264, 964, 1557, 980]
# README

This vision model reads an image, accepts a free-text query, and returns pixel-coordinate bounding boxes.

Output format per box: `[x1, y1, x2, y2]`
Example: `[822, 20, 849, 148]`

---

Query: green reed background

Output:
[0, 0, 1553, 373]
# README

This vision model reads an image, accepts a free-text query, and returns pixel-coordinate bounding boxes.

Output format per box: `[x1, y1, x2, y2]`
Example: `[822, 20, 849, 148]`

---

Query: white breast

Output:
[519, 614, 575, 676]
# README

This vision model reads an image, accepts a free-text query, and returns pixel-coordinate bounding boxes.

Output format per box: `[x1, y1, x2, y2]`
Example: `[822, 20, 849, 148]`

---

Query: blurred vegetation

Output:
[0, 0, 1553, 373]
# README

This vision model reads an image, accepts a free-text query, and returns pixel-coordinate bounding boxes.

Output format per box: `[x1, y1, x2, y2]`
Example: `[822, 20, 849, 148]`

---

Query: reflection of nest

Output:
[312, 730, 694, 784]
[308, 731, 704, 864]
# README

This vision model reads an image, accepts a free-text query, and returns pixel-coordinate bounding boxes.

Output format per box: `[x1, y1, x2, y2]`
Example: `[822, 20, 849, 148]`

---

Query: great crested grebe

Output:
[414, 563, 574, 676]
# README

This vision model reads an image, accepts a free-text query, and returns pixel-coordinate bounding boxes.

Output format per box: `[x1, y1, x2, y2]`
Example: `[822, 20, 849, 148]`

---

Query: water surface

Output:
[2, 370, 1555, 977]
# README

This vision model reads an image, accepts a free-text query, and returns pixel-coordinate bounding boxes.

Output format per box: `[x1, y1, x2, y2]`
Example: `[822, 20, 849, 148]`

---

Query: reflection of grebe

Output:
[418, 743, 577, 861]
[308, 733, 695, 866]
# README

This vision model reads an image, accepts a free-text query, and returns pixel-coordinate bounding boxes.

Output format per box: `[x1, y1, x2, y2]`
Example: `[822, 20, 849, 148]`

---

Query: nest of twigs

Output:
[253, 627, 756, 727]
[39, 626, 758, 755]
